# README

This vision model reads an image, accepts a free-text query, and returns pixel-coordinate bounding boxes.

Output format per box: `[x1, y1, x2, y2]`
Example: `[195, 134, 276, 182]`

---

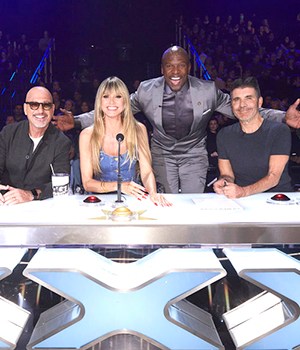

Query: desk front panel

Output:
[0, 192, 299, 247]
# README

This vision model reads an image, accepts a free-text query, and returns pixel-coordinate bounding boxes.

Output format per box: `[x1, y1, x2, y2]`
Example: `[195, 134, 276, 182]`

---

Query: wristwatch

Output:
[31, 189, 39, 200]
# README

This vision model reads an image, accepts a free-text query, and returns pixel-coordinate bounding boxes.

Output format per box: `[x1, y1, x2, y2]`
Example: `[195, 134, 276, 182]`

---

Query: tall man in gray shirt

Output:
[57, 46, 300, 194]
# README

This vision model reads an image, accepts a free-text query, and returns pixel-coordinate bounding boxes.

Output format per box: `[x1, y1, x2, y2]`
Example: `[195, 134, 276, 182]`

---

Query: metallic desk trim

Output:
[0, 223, 299, 246]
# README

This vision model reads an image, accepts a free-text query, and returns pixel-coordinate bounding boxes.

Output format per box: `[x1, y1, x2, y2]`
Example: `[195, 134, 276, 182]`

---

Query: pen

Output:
[203, 109, 211, 115]
[207, 177, 218, 187]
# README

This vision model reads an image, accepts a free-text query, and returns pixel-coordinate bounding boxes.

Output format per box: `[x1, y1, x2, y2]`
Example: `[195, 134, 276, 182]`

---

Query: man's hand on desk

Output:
[213, 179, 245, 199]
[0, 184, 9, 204]
[220, 182, 246, 199]
[0, 185, 35, 205]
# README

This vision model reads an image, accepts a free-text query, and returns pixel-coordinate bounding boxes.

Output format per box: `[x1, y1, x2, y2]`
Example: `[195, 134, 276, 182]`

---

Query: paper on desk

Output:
[192, 195, 243, 210]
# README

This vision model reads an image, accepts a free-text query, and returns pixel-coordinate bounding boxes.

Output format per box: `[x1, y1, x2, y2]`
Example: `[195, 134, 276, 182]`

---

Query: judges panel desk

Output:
[0, 192, 300, 247]
[0, 193, 300, 350]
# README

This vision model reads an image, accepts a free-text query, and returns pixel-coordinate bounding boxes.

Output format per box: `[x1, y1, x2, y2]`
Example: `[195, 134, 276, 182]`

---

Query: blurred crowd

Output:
[0, 30, 36, 87]
[179, 11, 300, 109]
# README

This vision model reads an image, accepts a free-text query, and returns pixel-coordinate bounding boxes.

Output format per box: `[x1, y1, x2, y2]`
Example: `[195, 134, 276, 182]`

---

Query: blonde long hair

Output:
[90, 76, 152, 175]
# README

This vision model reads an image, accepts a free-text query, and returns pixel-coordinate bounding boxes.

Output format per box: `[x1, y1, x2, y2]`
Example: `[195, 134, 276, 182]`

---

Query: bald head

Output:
[24, 86, 55, 137]
[161, 46, 191, 92]
[161, 46, 189, 65]
[25, 86, 53, 103]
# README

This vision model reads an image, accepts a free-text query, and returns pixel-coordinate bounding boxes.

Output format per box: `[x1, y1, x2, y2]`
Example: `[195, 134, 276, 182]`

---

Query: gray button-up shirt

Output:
[162, 82, 194, 140]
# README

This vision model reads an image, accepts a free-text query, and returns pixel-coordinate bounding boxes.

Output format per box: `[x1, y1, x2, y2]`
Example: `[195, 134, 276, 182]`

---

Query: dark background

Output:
[1, 0, 299, 84]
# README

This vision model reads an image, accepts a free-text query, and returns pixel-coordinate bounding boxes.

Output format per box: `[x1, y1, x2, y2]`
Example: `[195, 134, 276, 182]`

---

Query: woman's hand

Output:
[149, 193, 172, 207]
[121, 182, 172, 206]
[121, 181, 148, 199]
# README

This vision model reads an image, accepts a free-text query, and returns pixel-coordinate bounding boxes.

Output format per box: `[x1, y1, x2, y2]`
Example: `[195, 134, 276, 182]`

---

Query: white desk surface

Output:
[0, 192, 299, 246]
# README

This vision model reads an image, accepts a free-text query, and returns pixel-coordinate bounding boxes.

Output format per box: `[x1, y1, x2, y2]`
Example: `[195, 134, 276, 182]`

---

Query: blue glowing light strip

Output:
[185, 36, 211, 80]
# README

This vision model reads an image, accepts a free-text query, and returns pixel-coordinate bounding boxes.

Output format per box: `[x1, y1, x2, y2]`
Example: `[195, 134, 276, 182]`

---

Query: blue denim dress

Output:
[95, 150, 137, 182]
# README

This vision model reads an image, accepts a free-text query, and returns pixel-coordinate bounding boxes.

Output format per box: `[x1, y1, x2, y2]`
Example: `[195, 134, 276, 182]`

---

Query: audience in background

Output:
[0, 49, 12, 85]
[38, 30, 51, 52]
[179, 12, 299, 108]
[52, 91, 63, 116]
[63, 99, 76, 115]
[80, 101, 92, 113]
[1, 11, 299, 124]
[5, 115, 15, 125]
[0, 10, 299, 186]
[13, 104, 26, 122]
[205, 117, 220, 192]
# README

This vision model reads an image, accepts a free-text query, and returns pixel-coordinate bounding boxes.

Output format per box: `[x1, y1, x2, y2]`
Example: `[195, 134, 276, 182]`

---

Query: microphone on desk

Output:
[116, 133, 124, 203]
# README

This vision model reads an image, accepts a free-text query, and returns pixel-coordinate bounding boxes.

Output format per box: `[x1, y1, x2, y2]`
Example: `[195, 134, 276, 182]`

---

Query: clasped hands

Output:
[121, 181, 172, 207]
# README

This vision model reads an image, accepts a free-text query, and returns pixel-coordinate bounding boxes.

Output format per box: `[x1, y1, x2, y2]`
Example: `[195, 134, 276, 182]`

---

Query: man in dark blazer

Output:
[57, 46, 300, 193]
[0, 86, 71, 204]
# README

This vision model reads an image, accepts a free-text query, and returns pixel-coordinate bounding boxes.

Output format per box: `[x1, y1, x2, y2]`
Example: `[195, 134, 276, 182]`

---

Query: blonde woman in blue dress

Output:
[79, 76, 171, 206]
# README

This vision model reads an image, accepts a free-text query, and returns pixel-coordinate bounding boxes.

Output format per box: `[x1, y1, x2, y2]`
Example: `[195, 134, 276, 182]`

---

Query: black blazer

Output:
[0, 120, 71, 199]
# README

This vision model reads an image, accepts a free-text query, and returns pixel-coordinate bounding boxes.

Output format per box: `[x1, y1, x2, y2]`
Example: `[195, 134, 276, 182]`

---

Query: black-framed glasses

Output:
[25, 101, 53, 110]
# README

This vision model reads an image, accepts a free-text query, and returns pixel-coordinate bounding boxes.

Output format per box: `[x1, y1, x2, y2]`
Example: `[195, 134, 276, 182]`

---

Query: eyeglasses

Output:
[25, 101, 53, 110]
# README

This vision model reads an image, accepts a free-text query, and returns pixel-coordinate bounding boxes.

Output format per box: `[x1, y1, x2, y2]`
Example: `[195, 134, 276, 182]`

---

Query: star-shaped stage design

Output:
[0, 248, 30, 349]
[223, 248, 300, 349]
[24, 248, 226, 349]
[88, 207, 157, 221]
